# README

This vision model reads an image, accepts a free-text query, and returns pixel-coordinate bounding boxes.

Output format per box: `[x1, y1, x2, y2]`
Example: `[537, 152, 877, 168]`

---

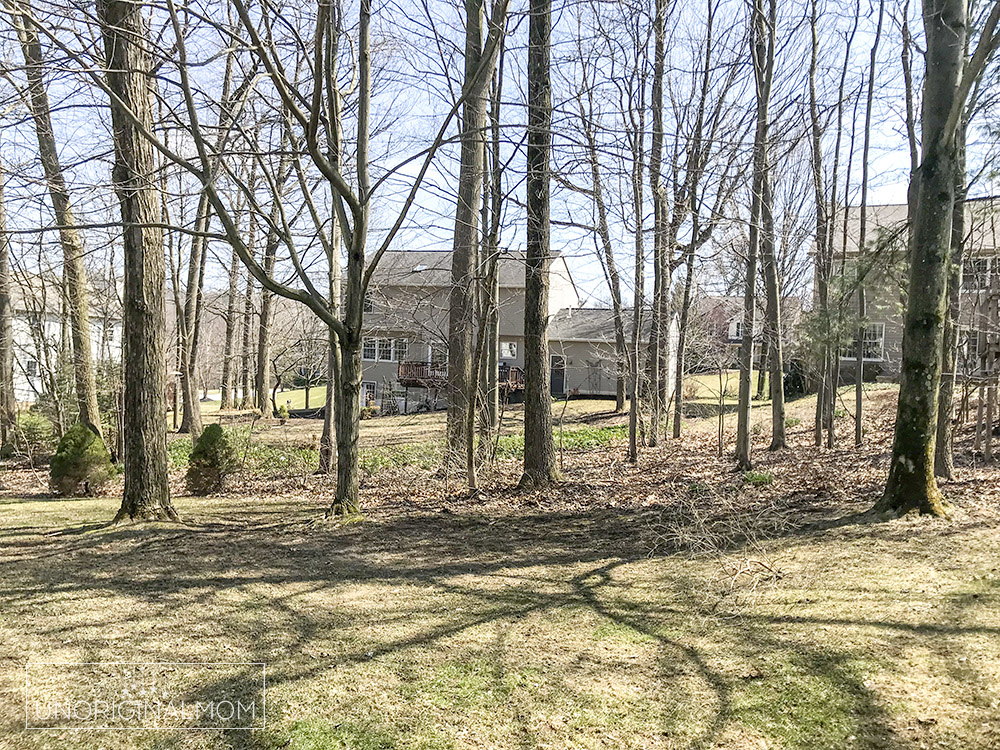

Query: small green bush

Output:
[785, 417, 802, 428]
[6, 411, 57, 458]
[49, 423, 113, 496]
[277, 404, 290, 421]
[186, 424, 240, 494]
[360, 406, 380, 420]
[743, 470, 774, 487]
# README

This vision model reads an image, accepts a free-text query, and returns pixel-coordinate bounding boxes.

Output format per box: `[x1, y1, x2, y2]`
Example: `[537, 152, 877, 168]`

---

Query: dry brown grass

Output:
[1, 388, 999, 749]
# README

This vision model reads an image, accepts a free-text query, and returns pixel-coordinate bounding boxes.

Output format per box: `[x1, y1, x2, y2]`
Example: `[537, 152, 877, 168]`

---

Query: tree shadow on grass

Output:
[7, 494, 991, 749]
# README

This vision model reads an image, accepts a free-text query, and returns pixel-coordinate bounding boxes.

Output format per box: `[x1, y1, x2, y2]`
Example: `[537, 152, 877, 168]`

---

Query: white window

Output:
[363, 294, 375, 313]
[394, 338, 408, 361]
[26, 359, 38, 378]
[963, 257, 993, 291]
[728, 319, 743, 342]
[842, 323, 885, 361]
[362, 338, 377, 361]
[378, 338, 394, 361]
[429, 343, 447, 365]
[499, 341, 517, 359]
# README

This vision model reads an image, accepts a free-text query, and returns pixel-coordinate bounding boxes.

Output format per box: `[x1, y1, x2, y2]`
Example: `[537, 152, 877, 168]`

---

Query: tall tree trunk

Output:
[98, 0, 175, 522]
[737, 0, 775, 469]
[760, 162, 785, 449]
[646, 0, 667, 447]
[576, 90, 627, 413]
[672, 244, 695, 438]
[447, 0, 488, 481]
[220, 245, 240, 410]
[935, 124, 966, 479]
[878, 0, 973, 517]
[178, 199, 210, 437]
[12, 0, 101, 436]
[0, 163, 14, 447]
[855, 0, 884, 448]
[808, 0, 829, 447]
[239, 269, 254, 408]
[627, 93, 647, 464]
[255, 224, 281, 415]
[519, 0, 558, 488]
[477, 38, 505, 456]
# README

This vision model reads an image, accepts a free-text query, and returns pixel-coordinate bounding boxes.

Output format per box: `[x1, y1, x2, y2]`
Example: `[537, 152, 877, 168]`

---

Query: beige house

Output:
[359, 251, 677, 412]
[831, 197, 1000, 381]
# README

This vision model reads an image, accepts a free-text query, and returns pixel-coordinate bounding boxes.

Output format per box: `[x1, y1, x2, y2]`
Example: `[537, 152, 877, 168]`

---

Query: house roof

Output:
[832, 196, 1000, 257]
[368, 250, 576, 291]
[549, 306, 662, 343]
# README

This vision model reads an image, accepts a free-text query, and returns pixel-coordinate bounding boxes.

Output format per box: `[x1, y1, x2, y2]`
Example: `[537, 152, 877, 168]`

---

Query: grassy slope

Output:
[2, 388, 999, 750]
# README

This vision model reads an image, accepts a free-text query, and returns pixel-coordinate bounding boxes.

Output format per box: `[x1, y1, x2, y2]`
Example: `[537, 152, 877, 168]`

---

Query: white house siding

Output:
[11, 313, 121, 405]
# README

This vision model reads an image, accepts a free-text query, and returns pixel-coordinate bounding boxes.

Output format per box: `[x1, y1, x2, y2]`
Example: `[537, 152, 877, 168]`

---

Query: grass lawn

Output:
[3, 389, 1000, 749]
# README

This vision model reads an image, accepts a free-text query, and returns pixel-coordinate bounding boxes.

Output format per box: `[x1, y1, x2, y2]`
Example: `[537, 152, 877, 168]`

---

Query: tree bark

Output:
[878, 0, 969, 517]
[736, 0, 775, 470]
[447, 0, 489, 481]
[98, 0, 175, 522]
[646, 0, 668, 447]
[576, 90, 627, 414]
[220, 244, 241, 410]
[12, 0, 101, 437]
[0, 163, 14, 447]
[808, 0, 829, 447]
[855, 0, 884, 448]
[672, 243, 695, 438]
[255, 219, 282, 416]
[935, 125, 966, 479]
[759, 170, 785, 449]
[519, 0, 558, 488]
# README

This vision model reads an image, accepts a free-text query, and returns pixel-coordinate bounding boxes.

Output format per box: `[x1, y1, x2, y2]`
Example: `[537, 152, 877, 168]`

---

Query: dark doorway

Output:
[550, 354, 566, 396]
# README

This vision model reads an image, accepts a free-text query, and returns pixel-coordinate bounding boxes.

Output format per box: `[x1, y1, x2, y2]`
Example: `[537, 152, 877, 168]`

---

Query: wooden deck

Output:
[397, 361, 525, 394]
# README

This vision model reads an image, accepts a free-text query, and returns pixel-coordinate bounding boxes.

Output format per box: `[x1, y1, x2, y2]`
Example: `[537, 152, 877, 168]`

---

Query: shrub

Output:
[360, 405, 380, 420]
[186, 424, 240, 494]
[743, 470, 774, 487]
[49, 423, 114, 496]
[785, 417, 802, 428]
[277, 404, 290, 423]
[681, 379, 701, 401]
[3, 411, 57, 459]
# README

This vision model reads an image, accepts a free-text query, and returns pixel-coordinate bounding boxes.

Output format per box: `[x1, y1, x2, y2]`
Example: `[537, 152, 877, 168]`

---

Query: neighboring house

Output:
[685, 295, 802, 371]
[7, 273, 121, 405]
[358, 250, 677, 412]
[829, 197, 1000, 381]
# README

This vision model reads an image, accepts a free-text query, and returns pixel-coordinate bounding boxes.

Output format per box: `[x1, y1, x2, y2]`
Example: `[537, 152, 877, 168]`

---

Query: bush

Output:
[360, 405, 380, 420]
[785, 417, 802, 428]
[681, 380, 701, 401]
[2, 411, 57, 459]
[186, 424, 240, 494]
[49, 423, 114, 496]
[277, 404, 290, 421]
[743, 470, 774, 487]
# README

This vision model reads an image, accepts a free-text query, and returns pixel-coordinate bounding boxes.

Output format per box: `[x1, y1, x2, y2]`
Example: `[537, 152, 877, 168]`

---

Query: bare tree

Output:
[736, 0, 776, 469]
[8, 0, 101, 437]
[520, 0, 559, 488]
[98, 0, 176, 522]
[0, 161, 13, 447]
[448, 0, 501, 488]
[853, 0, 885, 448]
[879, 0, 1000, 516]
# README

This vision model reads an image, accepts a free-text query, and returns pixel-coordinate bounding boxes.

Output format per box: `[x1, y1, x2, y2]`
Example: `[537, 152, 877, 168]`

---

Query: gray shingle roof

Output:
[368, 250, 565, 289]
[549, 307, 653, 343]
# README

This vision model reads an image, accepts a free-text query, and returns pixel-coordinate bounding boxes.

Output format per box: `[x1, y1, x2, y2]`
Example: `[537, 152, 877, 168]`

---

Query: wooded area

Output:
[2, 0, 1000, 747]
